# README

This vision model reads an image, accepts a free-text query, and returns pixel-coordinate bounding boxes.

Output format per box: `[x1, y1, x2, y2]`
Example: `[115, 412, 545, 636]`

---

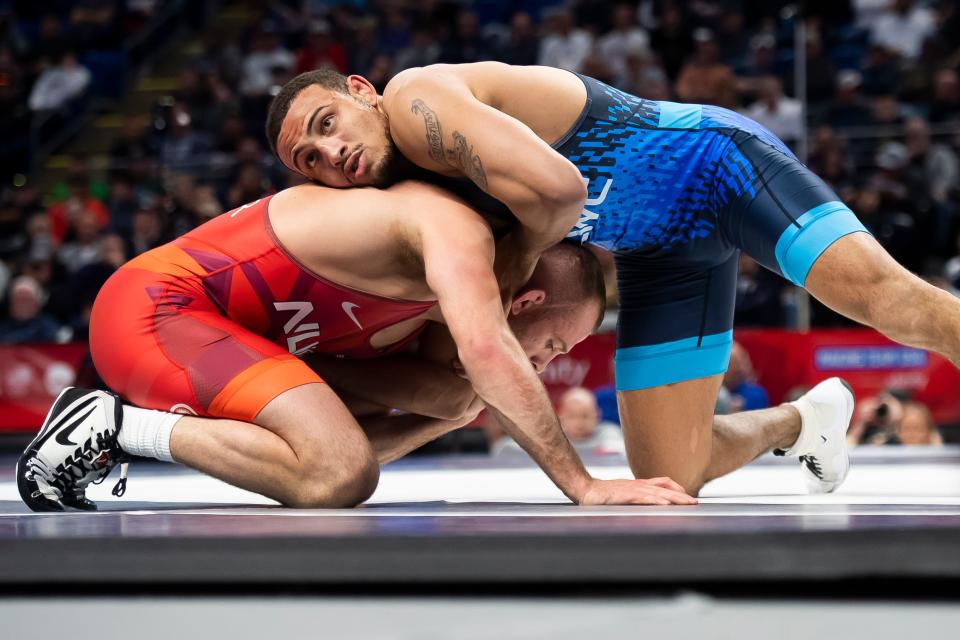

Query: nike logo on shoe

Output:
[54, 405, 97, 446]
[342, 302, 363, 330]
[38, 397, 98, 448]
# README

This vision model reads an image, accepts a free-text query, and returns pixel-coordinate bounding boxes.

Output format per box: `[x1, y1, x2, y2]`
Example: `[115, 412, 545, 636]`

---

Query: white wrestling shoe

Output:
[16, 387, 129, 512]
[774, 377, 855, 494]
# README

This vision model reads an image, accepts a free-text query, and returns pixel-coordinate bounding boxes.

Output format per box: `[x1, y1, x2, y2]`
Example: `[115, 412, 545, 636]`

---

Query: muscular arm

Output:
[303, 345, 475, 421]
[358, 400, 483, 464]
[416, 205, 600, 503]
[384, 64, 587, 289]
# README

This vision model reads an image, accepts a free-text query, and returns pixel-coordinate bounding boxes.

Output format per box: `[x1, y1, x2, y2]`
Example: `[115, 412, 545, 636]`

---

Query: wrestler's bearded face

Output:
[277, 83, 402, 188]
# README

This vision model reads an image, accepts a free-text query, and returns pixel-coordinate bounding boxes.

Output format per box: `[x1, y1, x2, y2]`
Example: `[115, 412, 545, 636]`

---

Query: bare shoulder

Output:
[383, 62, 511, 103]
[387, 181, 492, 238]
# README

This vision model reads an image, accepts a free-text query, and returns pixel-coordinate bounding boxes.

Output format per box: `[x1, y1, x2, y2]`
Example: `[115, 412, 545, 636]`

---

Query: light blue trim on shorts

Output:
[657, 101, 702, 129]
[614, 330, 733, 391]
[774, 201, 868, 287]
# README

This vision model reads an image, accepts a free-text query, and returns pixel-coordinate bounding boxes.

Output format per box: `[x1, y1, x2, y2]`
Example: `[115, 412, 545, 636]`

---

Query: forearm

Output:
[303, 354, 473, 419]
[461, 333, 592, 503]
[359, 411, 477, 464]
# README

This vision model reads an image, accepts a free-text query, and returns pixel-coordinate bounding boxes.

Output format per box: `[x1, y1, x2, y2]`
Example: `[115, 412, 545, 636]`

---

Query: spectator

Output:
[377, 6, 413, 56]
[0, 275, 61, 344]
[59, 209, 103, 274]
[45, 168, 110, 246]
[394, 23, 441, 72]
[621, 44, 670, 97]
[28, 14, 67, 67]
[714, 8, 750, 68]
[849, 391, 937, 446]
[0, 46, 26, 115]
[107, 171, 140, 239]
[743, 76, 804, 146]
[160, 103, 213, 170]
[734, 254, 784, 327]
[929, 68, 960, 125]
[439, 10, 491, 65]
[597, 2, 650, 88]
[868, 0, 935, 60]
[223, 162, 268, 210]
[127, 207, 163, 257]
[898, 402, 944, 446]
[798, 31, 837, 104]
[904, 116, 959, 206]
[675, 28, 737, 108]
[722, 342, 769, 411]
[0, 197, 26, 258]
[163, 173, 201, 239]
[538, 7, 592, 73]
[28, 50, 91, 112]
[192, 185, 223, 222]
[240, 29, 295, 97]
[736, 32, 779, 101]
[348, 16, 380, 78]
[860, 43, 900, 97]
[364, 53, 395, 94]
[68, 0, 120, 51]
[649, 2, 694, 81]
[557, 387, 624, 454]
[109, 114, 154, 167]
[295, 20, 347, 74]
[495, 12, 540, 67]
[825, 70, 871, 130]
[491, 386, 624, 456]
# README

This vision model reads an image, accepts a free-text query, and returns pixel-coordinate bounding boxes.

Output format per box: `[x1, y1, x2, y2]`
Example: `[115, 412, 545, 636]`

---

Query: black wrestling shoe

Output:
[16, 387, 129, 512]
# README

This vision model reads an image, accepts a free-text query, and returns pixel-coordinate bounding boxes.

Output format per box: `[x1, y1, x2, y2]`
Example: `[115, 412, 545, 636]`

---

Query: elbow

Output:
[546, 161, 586, 210]
[433, 380, 479, 421]
[443, 391, 482, 422]
[457, 333, 515, 374]
[532, 161, 586, 237]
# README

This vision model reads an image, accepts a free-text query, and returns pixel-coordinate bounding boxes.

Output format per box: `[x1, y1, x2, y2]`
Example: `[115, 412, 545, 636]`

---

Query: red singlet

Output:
[89, 196, 437, 421]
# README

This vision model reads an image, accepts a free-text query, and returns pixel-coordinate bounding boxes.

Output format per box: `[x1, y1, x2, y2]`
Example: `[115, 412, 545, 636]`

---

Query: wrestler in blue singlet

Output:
[553, 75, 867, 390]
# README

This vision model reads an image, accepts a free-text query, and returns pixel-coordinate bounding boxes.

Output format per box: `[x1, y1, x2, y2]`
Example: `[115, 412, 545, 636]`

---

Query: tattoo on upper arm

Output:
[451, 131, 488, 191]
[411, 99, 445, 163]
[410, 98, 489, 191]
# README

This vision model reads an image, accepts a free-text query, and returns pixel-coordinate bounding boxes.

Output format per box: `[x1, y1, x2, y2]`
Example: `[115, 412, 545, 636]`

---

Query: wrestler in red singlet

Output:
[89, 195, 436, 422]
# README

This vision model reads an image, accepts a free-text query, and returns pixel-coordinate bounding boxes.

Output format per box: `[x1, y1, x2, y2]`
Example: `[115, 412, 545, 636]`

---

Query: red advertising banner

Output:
[0, 343, 90, 433]
[735, 329, 960, 424]
[3, 330, 959, 433]
[541, 328, 960, 424]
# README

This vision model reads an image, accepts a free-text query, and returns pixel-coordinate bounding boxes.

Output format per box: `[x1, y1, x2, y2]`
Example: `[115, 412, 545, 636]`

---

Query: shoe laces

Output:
[28, 426, 130, 500]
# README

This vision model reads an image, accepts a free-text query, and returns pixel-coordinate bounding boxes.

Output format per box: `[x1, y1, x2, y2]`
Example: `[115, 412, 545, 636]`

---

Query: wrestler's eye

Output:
[306, 152, 317, 169]
[321, 116, 334, 133]
[546, 340, 555, 352]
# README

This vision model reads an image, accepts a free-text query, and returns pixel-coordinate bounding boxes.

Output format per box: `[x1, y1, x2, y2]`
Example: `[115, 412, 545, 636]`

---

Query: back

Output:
[121, 189, 438, 358]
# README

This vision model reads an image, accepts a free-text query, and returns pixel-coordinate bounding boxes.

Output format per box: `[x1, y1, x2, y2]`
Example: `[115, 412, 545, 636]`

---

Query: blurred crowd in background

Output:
[0, 0, 958, 442]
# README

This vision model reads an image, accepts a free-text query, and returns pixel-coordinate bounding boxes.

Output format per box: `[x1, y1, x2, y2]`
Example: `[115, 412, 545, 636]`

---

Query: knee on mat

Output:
[631, 462, 705, 498]
[286, 455, 380, 509]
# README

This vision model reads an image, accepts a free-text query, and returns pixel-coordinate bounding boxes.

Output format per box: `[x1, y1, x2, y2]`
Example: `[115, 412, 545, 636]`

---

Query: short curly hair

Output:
[265, 69, 349, 157]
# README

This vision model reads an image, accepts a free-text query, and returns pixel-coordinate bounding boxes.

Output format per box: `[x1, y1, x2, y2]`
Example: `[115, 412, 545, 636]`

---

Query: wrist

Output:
[567, 473, 596, 505]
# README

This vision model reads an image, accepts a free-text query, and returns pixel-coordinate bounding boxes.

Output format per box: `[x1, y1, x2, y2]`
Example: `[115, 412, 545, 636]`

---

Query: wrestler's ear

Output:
[510, 289, 547, 315]
[346, 75, 379, 105]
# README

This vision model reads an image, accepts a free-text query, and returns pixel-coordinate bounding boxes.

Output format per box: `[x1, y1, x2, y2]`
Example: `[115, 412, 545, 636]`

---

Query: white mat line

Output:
[5, 508, 960, 518]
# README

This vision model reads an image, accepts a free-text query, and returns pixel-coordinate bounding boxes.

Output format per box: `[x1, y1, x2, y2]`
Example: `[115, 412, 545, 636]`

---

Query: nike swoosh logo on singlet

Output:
[342, 302, 363, 330]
